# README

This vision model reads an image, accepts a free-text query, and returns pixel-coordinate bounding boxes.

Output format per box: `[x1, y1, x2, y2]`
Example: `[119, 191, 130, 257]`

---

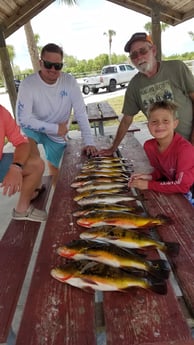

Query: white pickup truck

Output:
[82, 63, 137, 94]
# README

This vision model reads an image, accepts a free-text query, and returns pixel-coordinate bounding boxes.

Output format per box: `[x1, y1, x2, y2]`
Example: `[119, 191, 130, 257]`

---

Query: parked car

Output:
[82, 64, 137, 94]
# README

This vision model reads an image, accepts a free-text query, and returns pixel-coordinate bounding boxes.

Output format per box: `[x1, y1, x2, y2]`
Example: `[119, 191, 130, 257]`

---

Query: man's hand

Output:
[82, 145, 98, 157]
[58, 121, 69, 137]
[98, 147, 115, 157]
[1, 165, 23, 196]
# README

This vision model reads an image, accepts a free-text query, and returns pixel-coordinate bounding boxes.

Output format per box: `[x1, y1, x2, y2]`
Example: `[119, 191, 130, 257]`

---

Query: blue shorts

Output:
[22, 129, 67, 168]
[0, 153, 13, 182]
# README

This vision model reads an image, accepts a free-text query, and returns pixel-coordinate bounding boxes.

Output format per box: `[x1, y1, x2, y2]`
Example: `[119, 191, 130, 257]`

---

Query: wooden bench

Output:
[0, 175, 52, 344]
[128, 123, 141, 134]
[13, 135, 194, 345]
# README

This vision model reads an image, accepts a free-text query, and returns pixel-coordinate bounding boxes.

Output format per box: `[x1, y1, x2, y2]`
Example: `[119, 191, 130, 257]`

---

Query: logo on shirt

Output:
[140, 80, 174, 113]
[60, 90, 68, 97]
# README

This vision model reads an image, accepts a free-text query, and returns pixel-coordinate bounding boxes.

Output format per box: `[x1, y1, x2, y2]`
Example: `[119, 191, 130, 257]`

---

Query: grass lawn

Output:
[107, 95, 147, 123]
[70, 94, 147, 130]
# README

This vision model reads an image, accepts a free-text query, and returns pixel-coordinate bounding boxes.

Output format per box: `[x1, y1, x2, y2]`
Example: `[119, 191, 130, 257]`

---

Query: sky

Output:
[6, 0, 194, 70]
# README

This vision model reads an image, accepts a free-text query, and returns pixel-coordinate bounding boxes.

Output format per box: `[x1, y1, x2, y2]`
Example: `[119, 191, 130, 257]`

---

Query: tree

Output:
[144, 21, 170, 59]
[144, 21, 170, 35]
[24, 0, 77, 73]
[103, 30, 116, 64]
[7, 45, 15, 68]
[24, 22, 40, 72]
[0, 44, 15, 86]
[188, 31, 194, 41]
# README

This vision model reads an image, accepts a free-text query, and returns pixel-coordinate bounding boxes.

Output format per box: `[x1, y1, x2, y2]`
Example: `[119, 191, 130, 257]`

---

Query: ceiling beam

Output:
[107, 0, 192, 25]
[3, 0, 55, 38]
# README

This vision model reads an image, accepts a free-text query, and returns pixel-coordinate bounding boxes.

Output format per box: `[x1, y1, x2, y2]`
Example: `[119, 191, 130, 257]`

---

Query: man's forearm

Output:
[111, 115, 133, 151]
[13, 143, 30, 165]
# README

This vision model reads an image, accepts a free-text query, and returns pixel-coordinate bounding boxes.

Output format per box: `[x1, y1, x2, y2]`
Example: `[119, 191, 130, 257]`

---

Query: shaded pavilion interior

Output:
[0, 0, 193, 113]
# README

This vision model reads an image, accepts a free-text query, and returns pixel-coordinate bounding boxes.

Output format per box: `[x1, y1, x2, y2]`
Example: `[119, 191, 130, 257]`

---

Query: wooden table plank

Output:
[87, 102, 101, 120]
[72, 102, 100, 123]
[98, 101, 118, 121]
[72, 101, 119, 136]
[0, 176, 52, 343]
[143, 190, 194, 314]
[103, 281, 194, 345]
[15, 138, 109, 345]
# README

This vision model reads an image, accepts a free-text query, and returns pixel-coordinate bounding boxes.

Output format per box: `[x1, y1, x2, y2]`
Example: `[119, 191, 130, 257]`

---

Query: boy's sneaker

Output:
[12, 205, 47, 222]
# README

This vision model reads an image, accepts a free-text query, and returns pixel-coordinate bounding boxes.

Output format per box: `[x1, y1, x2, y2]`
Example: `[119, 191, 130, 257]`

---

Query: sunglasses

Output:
[130, 46, 151, 60]
[41, 59, 63, 71]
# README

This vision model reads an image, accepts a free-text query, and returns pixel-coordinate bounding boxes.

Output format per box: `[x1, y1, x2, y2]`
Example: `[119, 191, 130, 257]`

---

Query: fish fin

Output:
[156, 214, 173, 224]
[148, 259, 171, 280]
[135, 206, 146, 214]
[120, 247, 148, 258]
[82, 277, 98, 286]
[87, 253, 99, 258]
[80, 286, 95, 293]
[164, 242, 180, 256]
[121, 268, 148, 277]
[135, 194, 146, 202]
[149, 278, 167, 295]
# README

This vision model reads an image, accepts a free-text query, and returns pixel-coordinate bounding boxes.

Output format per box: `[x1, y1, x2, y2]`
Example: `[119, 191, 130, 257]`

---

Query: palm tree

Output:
[144, 21, 170, 36]
[24, 0, 77, 72]
[188, 31, 194, 41]
[103, 29, 116, 64]
[144, 21, 170, 60]
[7, 45, 15, 68]
[24, 22, 40, 72]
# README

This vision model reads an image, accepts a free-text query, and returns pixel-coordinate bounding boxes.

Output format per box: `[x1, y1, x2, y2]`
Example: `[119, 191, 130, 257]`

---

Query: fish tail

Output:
[157, 214, 173, 224]
[149, 278, 167, 295]
[164, 242, 180, 256]
[148, 259, 170, 280]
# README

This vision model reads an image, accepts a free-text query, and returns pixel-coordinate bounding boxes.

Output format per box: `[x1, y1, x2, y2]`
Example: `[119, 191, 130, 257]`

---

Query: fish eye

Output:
[153, 263, 160, 270]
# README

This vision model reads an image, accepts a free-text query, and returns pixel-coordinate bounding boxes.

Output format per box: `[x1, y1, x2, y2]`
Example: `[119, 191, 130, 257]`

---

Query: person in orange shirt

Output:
[0, 105, 47, 222]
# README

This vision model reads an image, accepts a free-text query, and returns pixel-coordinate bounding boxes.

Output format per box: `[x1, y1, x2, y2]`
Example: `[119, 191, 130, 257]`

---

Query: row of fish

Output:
[51, 156, 177, 294]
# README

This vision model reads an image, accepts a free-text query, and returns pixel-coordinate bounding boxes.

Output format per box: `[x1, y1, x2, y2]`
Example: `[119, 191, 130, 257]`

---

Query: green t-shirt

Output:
[122, 60, 194, 140]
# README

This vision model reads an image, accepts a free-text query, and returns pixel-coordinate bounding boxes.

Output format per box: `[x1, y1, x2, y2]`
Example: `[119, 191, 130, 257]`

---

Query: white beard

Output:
[136, 58, 155, 75]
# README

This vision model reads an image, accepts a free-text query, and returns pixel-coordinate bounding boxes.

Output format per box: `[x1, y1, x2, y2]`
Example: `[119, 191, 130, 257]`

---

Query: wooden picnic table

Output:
[72, 100, 118, 136]
[72, 101, 140, 136]
[6, 133, 194, 345]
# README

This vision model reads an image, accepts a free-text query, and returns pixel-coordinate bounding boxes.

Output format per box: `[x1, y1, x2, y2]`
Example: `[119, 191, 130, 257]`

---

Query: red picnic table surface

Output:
[10, 133, 194, 345]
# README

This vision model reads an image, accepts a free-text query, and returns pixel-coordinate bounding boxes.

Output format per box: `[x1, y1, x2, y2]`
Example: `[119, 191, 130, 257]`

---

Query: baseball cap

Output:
[124, 32, 153, 53]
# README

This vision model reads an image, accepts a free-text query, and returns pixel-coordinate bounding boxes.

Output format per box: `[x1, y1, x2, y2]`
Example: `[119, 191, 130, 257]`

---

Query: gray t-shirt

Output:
[122, 60, 194, 140]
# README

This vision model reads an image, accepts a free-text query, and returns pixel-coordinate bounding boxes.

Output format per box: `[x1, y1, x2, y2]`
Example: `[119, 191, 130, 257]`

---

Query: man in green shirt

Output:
[99, 32, 194, 156]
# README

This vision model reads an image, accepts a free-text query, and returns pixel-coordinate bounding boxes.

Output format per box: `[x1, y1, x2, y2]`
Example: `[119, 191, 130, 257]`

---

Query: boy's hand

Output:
[128, 173, 152, 190]
[128, 178, 148, 190]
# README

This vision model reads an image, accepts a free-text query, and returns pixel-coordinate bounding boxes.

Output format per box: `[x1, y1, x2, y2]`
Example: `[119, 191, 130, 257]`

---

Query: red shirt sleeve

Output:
[144, 135, 194, 194]
[3, 106, 28, 146]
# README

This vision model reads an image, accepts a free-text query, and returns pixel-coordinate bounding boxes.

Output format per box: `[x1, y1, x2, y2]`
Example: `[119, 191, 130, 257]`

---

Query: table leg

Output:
[98, 121, 104, 136]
